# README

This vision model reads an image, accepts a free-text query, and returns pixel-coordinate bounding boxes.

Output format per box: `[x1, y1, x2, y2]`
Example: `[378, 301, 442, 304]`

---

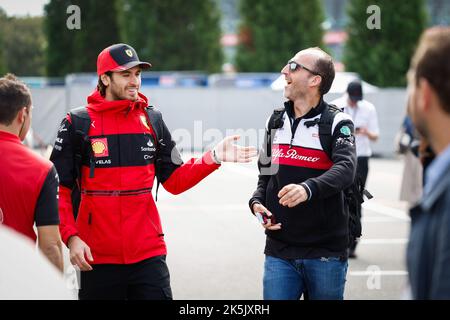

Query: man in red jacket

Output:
[0, 74, 63, 273]
[50, 43, 256, 299]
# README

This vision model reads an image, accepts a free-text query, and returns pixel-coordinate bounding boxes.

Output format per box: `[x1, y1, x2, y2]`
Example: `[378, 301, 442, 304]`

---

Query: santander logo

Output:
[272, 148, 320, 163]
[0, 207, 3, 224]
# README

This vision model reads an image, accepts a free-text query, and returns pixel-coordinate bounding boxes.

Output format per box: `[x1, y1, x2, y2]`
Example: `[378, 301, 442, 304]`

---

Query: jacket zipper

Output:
[289, 117, 295, 149]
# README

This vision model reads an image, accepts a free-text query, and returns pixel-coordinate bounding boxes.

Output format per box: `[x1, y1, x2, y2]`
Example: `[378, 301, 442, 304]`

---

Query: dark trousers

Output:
[357, 156, 369, 189]
[349, 156, 370, 254]
[78, 255, 173, 300]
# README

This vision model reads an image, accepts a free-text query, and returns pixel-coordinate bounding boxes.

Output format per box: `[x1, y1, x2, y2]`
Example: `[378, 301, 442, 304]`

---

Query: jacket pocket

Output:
[75, 195, 94, 244]
[86, 212, 93, 243]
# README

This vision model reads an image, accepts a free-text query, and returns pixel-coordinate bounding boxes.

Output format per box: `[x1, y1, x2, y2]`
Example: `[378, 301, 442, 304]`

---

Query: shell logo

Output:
[91, 138, 109, 157]
[92, 141, 106, 154]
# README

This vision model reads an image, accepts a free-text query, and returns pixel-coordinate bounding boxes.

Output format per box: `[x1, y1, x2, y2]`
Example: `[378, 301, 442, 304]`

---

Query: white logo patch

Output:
[58, 124, 67, 133]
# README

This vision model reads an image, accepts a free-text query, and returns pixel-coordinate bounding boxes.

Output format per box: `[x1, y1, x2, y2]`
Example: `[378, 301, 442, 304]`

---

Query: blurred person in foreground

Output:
[332, 80, 379, 258]
[407, 27, 450, 299]
[0, 73, 63, 273]
[0, 225, 73, 299]
[249, 48, 356, 300]
[50, 43, 257, 300]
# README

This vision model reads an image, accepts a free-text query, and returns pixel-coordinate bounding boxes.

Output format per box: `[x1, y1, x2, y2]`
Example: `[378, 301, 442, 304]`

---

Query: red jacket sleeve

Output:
[162, 150, 220, 195]
[49, 116, 79, 246]
[58, 186, 79, 245]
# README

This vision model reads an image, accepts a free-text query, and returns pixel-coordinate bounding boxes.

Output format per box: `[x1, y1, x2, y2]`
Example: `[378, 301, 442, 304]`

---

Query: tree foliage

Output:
[0, 8, 46, 76]
[45, 0, 120, 76]
[343, 0, 428, 87]
[118, 0, 223, 73]
[236, 0, 325, 72]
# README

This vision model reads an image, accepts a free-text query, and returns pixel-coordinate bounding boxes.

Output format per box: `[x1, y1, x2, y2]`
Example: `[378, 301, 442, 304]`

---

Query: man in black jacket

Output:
[249, 47, 357, 300]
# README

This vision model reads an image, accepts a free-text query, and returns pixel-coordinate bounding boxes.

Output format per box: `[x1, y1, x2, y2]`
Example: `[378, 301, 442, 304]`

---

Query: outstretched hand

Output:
[214, 135, 258, 163]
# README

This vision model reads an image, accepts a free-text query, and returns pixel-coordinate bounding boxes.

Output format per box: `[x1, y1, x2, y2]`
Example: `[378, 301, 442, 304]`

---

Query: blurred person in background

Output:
[0, 73, 63, 273]
[396, 114, 423, 207]
[406, 27, 450, 299]
[332, 80, 379, 258]
[50, 43, 257, 300]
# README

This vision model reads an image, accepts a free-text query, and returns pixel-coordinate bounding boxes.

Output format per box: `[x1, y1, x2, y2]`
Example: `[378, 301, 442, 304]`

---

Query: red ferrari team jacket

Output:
[0, 131, 60, 242]
[50, 90, 220, 264]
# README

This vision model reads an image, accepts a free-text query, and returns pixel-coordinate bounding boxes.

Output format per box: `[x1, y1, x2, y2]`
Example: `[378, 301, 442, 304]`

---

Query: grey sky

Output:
[0, 0, 49, 17]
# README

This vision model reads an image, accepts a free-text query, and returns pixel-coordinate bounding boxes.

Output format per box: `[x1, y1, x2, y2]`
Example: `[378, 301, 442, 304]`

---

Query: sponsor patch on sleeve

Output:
[340, 125, 352, 136]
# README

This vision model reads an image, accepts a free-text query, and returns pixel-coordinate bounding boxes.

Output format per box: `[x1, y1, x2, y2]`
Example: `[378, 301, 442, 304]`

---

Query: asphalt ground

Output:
[156, 155, 411, 300]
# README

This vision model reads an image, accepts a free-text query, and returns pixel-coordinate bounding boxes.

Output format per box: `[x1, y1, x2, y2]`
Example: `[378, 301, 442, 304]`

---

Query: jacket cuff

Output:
[248, 199, 262, 215]
[61, 228, 79, 247]
[204, 150, 222, 168]
[300, 182, 314, 201]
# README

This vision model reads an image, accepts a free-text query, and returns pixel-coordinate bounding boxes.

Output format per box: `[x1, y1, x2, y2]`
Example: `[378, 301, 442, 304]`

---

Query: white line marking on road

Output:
[363, 202, 410, 222]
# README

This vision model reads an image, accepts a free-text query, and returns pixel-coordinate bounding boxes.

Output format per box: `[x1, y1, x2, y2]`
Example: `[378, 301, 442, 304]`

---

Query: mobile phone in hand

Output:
[256, 211, 276, 224]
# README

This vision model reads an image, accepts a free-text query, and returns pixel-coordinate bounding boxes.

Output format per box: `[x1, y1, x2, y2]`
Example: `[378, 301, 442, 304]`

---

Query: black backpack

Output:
[266, 104, 373, 243]
[68, 105, 165, 218]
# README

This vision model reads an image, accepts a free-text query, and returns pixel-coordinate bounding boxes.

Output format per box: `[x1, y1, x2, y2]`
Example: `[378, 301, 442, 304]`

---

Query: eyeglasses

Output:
[287, 61, 321, 77]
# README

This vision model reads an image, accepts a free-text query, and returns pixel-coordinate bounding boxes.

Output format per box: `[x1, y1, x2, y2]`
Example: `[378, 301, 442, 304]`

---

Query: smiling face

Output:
[102, 66, 142, 101]
[280, 51, 322, 101]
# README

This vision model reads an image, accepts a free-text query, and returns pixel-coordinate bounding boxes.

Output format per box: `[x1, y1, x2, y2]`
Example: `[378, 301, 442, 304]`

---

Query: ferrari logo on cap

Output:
[125, 49, 133, 57]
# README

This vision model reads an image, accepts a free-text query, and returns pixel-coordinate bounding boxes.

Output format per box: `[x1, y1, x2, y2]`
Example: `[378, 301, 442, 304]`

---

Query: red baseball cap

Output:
[97, 43, 152, 76]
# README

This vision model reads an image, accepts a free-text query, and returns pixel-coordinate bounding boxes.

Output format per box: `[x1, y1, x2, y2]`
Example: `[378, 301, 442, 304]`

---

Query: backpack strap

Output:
[266, 107, 286, 157]
[68, 106, 92, 219]
[69, 106, 94, 180]
[144, 106, 164, 201]
[317, 104, 342, 159]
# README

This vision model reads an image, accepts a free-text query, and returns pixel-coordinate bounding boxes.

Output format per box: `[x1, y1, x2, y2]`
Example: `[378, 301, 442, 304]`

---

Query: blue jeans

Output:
[263, 255, 348, 300]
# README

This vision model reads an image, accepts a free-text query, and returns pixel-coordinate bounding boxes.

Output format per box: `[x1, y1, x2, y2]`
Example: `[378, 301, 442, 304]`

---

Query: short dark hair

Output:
[97, 71, 113, 97]
[0, 73, 32, 125]
[312, 48, 335, 95]
[411, 27, 450, 114]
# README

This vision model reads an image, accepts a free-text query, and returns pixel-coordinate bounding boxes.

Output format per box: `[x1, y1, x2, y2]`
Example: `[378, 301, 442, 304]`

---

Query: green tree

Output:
[236, 0, 325, 72]
[118, 0, 223, 73]
[45, 0, 120, 75]
[0, 14, 46, 76]
[44, 0, 77, 77]
[0, 8, 6, 75]
[343, 0, 428, 87]
[0, 39, 5, 75]
[71, 0, 121, 73]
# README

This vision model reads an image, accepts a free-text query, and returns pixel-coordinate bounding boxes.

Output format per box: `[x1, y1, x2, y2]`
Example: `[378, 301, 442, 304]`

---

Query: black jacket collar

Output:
[284, 97, 326, 120]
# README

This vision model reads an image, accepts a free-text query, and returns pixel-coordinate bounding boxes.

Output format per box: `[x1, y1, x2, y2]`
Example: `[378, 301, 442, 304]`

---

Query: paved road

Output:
[156, 155, 411, 300]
